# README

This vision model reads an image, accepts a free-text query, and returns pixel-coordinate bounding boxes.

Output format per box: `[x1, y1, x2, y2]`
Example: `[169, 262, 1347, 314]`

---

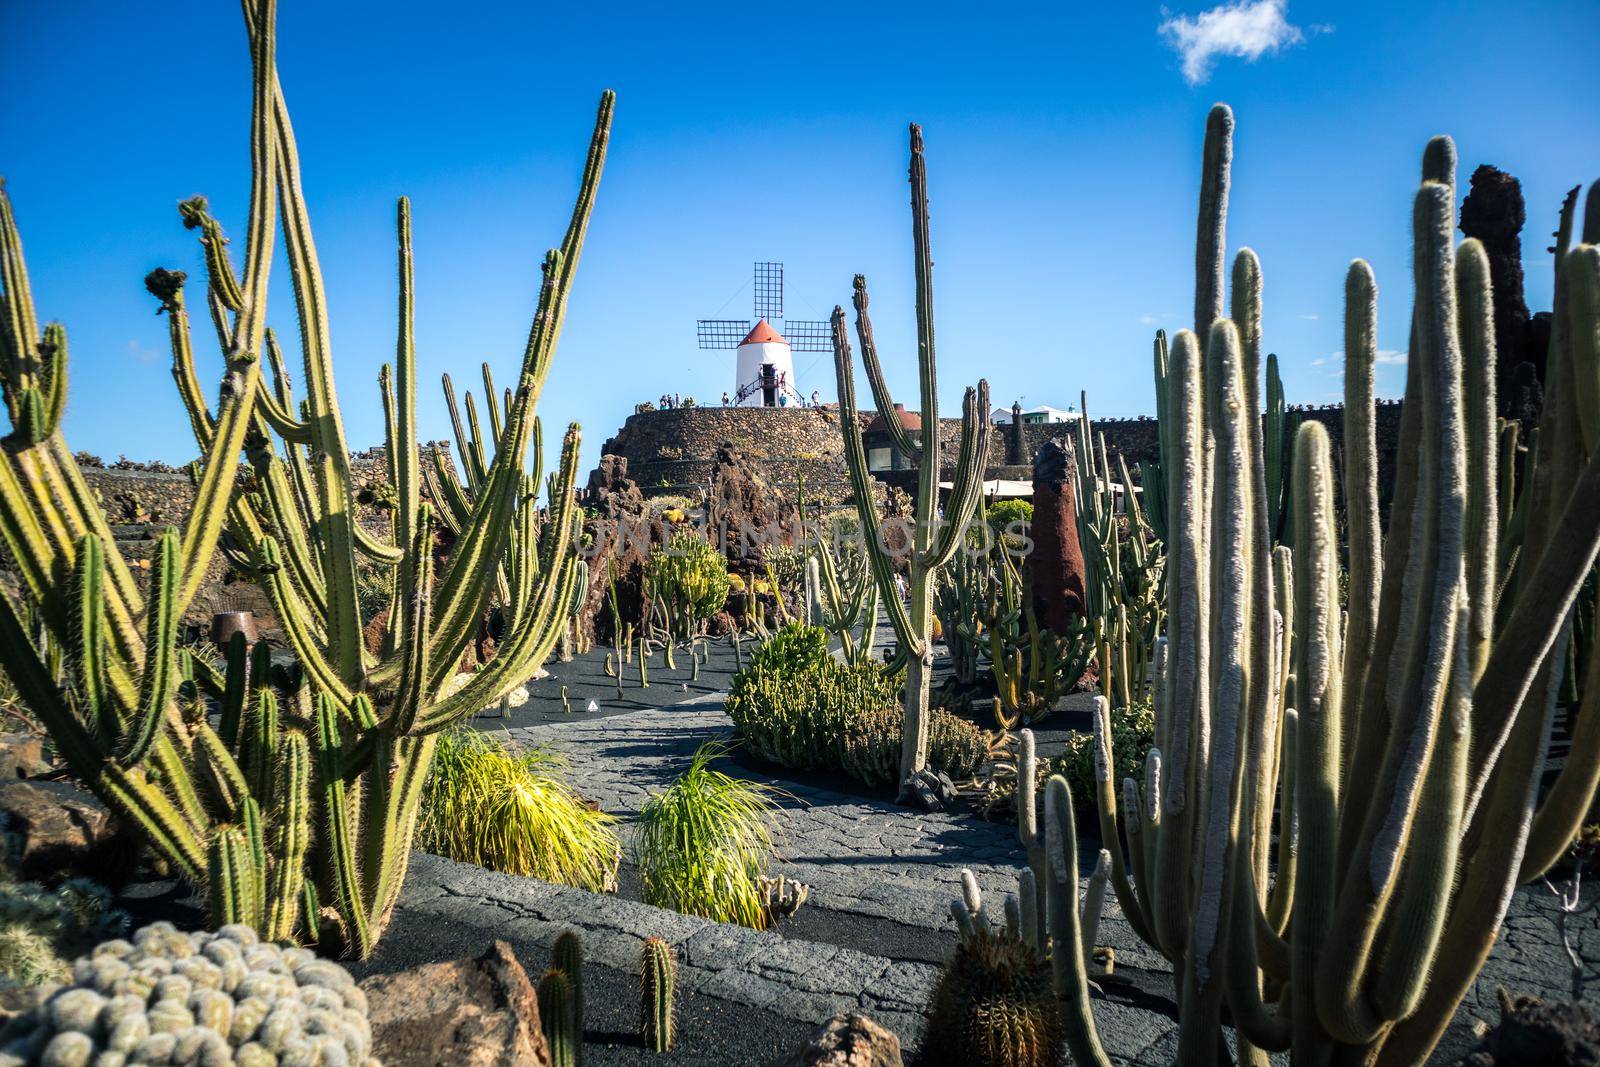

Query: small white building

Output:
[991, 404, 1075, 425]
[734, 320, 801, 407]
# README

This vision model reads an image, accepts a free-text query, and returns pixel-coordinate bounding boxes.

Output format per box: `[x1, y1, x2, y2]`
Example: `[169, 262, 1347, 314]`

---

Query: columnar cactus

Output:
[952, 108, 1600, 1067]
[0, 0, 611, 957]
[1043, 112, 1593, 1062]
[551, 928, 584, 1064]
[640, 937, 675, 1053]
[830, 124, 993, 796]
[538, 969, 579, 1067]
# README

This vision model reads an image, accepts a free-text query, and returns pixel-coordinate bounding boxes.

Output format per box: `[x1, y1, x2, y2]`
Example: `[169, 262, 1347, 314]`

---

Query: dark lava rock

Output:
[0, 779, 137, 885]
[1451, 994, 1600, 1067]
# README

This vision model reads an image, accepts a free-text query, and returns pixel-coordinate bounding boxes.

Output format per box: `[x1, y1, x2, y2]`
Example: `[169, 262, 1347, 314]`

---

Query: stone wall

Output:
[597, 400, 1407, 506]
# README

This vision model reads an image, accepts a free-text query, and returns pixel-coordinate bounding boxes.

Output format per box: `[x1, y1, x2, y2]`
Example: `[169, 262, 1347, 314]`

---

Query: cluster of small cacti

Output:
[800, 483, 881, 668]
[0, 0, 612, 958]
[640, 937, 675, 1054]
[756, 874, 810, 920]
[0, 923, 377, 1066]
[829, 124, 993, 798]
[0, 871, 127, 990]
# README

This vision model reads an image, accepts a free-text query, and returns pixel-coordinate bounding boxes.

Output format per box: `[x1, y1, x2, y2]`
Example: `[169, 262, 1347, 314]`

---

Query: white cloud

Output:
[1159, 0, 1307, 85]
[1297, 313, 1320, 321]
[126, 340, 160, 365]
[1310, 357, 1327, 366]
[1375, 349, 1408, 365]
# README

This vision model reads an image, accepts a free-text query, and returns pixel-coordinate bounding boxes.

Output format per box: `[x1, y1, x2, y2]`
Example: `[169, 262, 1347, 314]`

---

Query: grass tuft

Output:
[421, 726, 621, 892]
[636, 741, 782, 929]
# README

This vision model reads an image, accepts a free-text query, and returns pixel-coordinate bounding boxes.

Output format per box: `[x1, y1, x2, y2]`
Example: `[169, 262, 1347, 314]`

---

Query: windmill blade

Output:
[697, 320, 754, 348]
[754, 261, 784, 321]
[783, 320, 834, 352]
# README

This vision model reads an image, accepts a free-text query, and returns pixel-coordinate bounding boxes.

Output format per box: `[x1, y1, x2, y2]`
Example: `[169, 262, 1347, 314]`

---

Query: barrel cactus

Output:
[922, 928, 1061, 1067]
[0, 923, 378, 1066]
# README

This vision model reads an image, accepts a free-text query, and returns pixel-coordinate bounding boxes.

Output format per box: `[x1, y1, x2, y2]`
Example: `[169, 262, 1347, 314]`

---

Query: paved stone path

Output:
[422, 683, 1600, 1062]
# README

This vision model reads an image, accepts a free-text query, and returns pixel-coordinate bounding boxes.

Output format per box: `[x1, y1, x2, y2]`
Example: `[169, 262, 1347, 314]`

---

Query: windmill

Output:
[696, 262, 831, 407]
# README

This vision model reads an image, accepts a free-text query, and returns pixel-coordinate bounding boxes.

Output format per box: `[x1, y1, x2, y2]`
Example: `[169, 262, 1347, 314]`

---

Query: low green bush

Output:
[420, 727, 621, 892]
[1058, 699, 1156, 811]
[728, 623, 985, 787]
[985, 498, 1033, 537]
[636, 742, 781, 929]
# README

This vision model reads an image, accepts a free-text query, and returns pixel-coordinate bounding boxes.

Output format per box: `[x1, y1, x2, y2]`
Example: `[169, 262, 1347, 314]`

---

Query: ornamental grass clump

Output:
[636, 742, 781, 929]
[420, 727, 620, 892]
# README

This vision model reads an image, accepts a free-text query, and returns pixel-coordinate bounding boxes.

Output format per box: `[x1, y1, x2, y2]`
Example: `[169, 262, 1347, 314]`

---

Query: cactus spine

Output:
[0, 0, 612, 957]
[831, 124, 992, 796]
[640, 937, 676, 1053]
[538, 968, 580, 1067]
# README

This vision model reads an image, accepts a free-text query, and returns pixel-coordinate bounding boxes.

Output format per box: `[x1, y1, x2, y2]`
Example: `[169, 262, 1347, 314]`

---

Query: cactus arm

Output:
[1087, 697, 1158, 945]
[0, 183, 42, 411]
[70, 534, 114, 741]
[1042, 776, 1113, 1067]
[389, 198, 422, 652]
[253, 330, 312, 439]
[392, 505, 435, 737]
[1457, 240, 1499, 683]
[209, 826, 255, 928]
[1341, 261, 1382, 740]
[265, 730, 311, 941]
[442, 373, 488, 493]
[848, 276, 921, 460]
[314, 693, 373, 958]
[1194, 104, 1233, 346]
[1153, 328, 1206, 961]
[38, 323, 67, 435]
[216, 631, 249, 748]
[922, 381, 992, 570]
[1569, 243, 1600, 451]
[481, 362, 505, 448]
[117, 530, 183, 769]
[253, 456, 330, 618]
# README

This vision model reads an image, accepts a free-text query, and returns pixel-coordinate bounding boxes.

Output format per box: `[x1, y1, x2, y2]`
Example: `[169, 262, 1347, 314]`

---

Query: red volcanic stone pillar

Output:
[1029, 438, 1087, 634]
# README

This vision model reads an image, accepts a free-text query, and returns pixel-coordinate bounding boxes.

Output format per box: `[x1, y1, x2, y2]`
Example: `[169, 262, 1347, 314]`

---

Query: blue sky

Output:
[2, 1, 1595, 480]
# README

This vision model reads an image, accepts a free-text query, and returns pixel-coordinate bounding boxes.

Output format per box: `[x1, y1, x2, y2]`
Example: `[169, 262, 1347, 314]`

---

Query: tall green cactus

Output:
[538, 968, 580, 1067]
[0, 0, 610, 958]
[640, 936, 676, 1053]
[830, 124, 993, 797]
[954, 110, 1600, 1067]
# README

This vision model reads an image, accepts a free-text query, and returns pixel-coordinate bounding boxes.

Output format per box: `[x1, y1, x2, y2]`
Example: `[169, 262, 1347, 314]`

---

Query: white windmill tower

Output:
[696, 262, 832, 407]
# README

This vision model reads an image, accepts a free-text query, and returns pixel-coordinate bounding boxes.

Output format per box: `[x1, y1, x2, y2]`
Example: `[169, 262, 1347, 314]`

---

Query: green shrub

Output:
[420, 727, 621, 892]
[1058, 699, 1156, 811]
[645, 531, 732, 630]
[840, 705, 986, 788]
[728, 623, 983, 787]
[636, 742, 780, 929]
[986, 499, 1033, 537]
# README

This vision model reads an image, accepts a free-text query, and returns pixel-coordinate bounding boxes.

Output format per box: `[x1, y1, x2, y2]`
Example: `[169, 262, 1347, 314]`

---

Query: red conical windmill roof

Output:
[740, 319, 788, 346]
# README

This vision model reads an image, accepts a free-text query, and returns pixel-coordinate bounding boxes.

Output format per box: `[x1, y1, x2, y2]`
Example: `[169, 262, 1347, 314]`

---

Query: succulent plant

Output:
[0, 0, 611, 957]
[830, 124, 993, 797]
[922, 928, 1062, 1067]
[537, 968, 579, 1067]
[551, 928, 584, 1063]
[0, 922, 376, 1066]
[640, 937, 675, 1054]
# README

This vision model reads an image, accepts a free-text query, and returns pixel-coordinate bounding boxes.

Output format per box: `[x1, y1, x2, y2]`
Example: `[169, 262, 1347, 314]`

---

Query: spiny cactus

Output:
[551, 928, 584, 1063]
[0, 0, 611, 957]
[998, 107, 1600, 1066]
[0, 922, 376, 1066]
[922, 927, 1062, 1067]
[831, 124, 992, 797]
[640, 937, 676, 1053]
[538, 968, 580, 1067]
[976, 533, 1093, 728]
